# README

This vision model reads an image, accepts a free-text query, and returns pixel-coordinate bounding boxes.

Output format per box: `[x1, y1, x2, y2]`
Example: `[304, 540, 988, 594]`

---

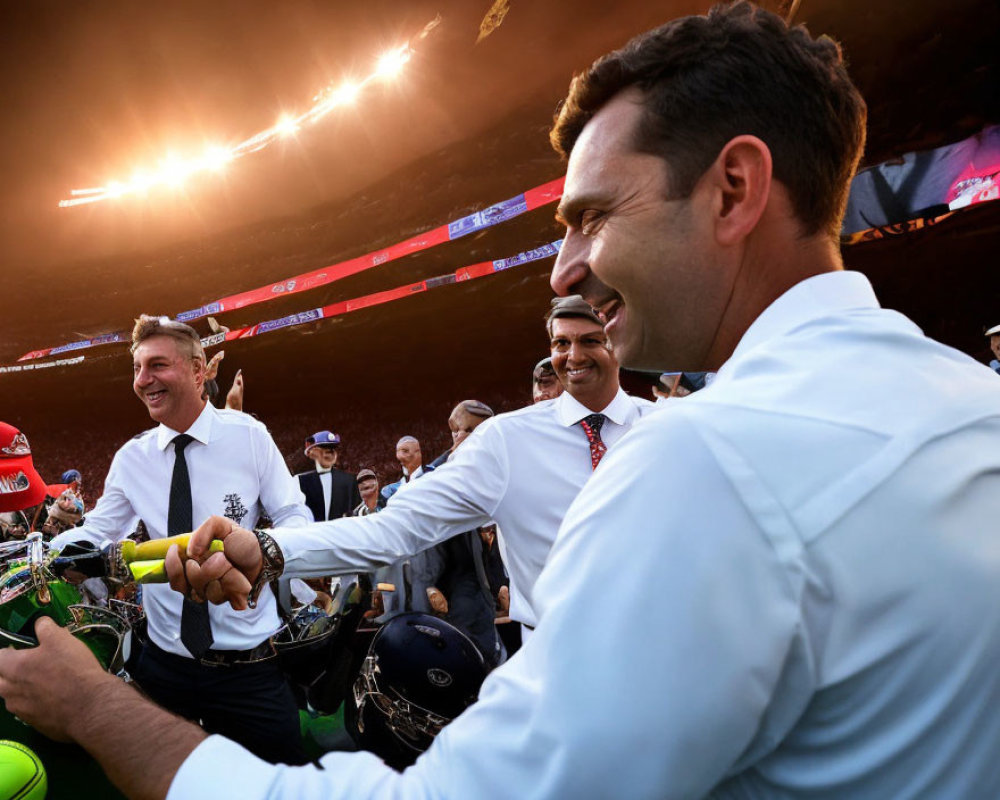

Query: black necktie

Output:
[578, 413, 608, 470]
[170, 433, 213, 658]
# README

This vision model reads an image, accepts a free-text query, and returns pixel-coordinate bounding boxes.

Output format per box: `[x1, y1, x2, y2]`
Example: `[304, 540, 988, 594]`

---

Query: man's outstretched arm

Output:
[174, 427, 510, 608]
[0, 618, 205, 800]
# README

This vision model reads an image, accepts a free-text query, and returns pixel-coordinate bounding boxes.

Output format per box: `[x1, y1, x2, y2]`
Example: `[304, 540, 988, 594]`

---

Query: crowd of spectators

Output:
[22, 384, 531, 511]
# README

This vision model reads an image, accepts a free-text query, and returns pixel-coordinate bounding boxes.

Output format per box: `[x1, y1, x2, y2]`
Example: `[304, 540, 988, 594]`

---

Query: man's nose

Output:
[566, 341, 588, 365]
[550, 234, 589, 297]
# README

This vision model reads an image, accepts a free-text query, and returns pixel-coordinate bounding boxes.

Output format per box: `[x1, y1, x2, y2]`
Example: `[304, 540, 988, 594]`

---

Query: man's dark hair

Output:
[550, 1, 866, 239]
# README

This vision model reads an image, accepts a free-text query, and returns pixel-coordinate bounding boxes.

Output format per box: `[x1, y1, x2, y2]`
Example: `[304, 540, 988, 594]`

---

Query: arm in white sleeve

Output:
[270, 420, 509, 580]
[49, 452, 137, 550]
[165, 413, 809, 800]
[252, 423, 312, 529]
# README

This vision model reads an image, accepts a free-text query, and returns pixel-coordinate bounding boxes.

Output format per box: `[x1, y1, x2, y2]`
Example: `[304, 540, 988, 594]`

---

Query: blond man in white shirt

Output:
[50, 315, 311, 766]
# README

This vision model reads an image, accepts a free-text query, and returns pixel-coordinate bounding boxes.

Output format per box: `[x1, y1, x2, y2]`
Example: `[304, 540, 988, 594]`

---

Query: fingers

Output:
[186, 551, 253, 610]
[166, 544, 189, 595]
[221, 529, 264, 578]
[168, 521, 261, 610]
[186, 515, 239, 559]
[33, 615, 64, 640]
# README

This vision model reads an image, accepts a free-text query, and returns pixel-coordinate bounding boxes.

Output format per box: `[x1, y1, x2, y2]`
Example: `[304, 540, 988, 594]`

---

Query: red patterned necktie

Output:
[578, 413, 608, 470]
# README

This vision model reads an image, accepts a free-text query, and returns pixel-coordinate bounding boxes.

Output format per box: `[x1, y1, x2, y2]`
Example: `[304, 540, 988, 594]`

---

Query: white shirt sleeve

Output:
[49, 449, 138, 550]
[271, 421, 509, 579]
[251, 423, 311, 529]
[167, 412, 808, 799]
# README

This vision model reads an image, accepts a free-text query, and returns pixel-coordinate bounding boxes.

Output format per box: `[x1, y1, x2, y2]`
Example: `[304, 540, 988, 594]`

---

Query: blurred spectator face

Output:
[358, 477, 379, 508]
[991, 334, 1000, 360]
[532, 360, 563, 403]
[0, 511, 29, 540]
[550, 317, 618, 405]
[307, 445, 339, 470]
[396, 438, 422, 473]
[132, 334, 206, 430]
[449, 409, 485, 451]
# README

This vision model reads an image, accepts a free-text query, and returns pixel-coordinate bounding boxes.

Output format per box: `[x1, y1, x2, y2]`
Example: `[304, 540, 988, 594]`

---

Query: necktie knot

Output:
[578, 413, 608, 470]
[173, 433, 195, 454]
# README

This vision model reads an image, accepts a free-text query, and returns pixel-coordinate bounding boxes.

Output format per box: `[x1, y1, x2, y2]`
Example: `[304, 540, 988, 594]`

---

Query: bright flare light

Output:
[334, 82, 360, 105]
[201, 146, 233, 171]
[160, 154, 191, 187]
[375, 47, 410, 78]
[275, 114, 300, 137]
[57, 19, 439, 208]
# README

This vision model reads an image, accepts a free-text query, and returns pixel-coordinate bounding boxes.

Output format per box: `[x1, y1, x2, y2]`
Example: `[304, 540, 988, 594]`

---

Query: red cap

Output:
[0, 422, 47, 512]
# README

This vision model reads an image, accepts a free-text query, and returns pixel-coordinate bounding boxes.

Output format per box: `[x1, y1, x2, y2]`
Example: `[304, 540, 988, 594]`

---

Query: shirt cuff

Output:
[168, 736, 277, 800]
[168, 735, 407, 800]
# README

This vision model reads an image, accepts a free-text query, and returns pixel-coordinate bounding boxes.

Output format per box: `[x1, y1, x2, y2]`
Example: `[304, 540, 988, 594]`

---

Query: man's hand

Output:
[427, 586, 449, 615]
[165, 515, 262, 611]
[0, 617, 113, 742]
[497, 585, 510, 614]
[225, 369, 244, 411]
[364, 589, 385, 620]
[0, 619, 205, 799]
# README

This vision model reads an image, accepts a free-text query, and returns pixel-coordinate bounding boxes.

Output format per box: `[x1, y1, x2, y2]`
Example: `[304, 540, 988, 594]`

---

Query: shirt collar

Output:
[316, 467, 333, 475]
[155, 401, 213, 451]
[725, 271, 879, 369]
[405, 465, 424, 482]
[555, 386, 636, 428]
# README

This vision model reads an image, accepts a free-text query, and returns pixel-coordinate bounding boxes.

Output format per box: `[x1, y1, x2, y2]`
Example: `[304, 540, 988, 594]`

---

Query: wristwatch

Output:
[247, 529, 285, 609]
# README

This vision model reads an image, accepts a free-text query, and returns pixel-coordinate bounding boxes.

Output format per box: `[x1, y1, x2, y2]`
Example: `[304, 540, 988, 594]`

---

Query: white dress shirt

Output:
[52, 403, 311, 656]
[271, 387, 653, 628]
[171, 271, 1000, 798]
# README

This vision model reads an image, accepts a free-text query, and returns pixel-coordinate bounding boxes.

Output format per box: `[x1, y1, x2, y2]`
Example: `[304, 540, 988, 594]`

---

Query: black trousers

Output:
[128, 638, 307, 765]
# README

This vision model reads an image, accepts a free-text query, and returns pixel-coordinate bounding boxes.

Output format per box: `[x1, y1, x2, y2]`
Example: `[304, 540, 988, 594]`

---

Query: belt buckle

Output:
[198, 650, 230, 668]
[244, 639, 277, 664]
[200, 639, 276, 667]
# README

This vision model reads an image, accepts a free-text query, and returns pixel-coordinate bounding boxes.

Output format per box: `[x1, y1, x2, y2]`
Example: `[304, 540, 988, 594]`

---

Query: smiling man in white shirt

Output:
[251, 294, 652, 634]
[6, 4, 1000, 799]
[49, 314, 312, 766]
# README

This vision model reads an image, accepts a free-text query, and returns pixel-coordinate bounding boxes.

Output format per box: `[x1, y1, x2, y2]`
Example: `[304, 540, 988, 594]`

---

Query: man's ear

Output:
[705, 135, 772, 247]
[192, 355, 207, 389]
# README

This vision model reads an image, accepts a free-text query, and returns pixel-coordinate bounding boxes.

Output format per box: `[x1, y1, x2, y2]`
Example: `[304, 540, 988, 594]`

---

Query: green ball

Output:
[0, 740, 47, 800]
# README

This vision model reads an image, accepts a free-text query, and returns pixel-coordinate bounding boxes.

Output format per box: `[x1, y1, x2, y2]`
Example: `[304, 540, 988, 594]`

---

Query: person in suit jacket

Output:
[296, 430, 361, 522]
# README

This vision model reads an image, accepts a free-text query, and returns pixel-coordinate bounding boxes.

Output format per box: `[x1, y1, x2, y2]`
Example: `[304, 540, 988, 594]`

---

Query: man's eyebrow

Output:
[556, 191, 610, 226]
[555, 195, 588, 226]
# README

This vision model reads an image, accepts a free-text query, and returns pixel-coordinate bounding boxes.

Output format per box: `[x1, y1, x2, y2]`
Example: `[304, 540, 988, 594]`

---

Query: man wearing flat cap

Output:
[352, 469, 380, 517]
[531, 356, 563, 403]
[296, 430, 361, 522]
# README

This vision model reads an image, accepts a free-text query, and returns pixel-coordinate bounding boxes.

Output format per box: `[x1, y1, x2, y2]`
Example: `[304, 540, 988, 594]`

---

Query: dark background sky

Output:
[1, 0, 997, 488]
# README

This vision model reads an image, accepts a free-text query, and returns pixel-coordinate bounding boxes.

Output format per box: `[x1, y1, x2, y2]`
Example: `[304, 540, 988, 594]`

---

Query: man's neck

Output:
[569, 383, 619, 413]
[703, 228, 843, 371]
[403, 464, 422, 481]
[164, 399, 208, 434]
